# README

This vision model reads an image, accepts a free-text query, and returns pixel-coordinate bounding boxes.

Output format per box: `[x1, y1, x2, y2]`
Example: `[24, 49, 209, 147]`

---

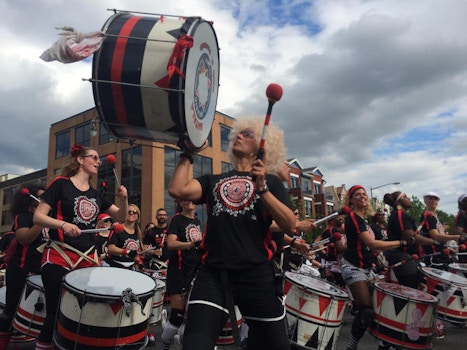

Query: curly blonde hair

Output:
[226, 117, 287, 174]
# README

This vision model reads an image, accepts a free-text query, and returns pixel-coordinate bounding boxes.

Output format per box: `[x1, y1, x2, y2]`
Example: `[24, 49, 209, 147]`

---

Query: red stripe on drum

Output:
[56, 322, 147, 347]
[373, 313, 433, 335]
[318, 295, 332, 316]
[110, 15, 142, 136]
[11, 322, 40, 338]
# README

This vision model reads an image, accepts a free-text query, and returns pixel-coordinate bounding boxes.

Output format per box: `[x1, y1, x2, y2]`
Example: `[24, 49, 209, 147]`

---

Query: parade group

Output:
[1, 118, 467, 350]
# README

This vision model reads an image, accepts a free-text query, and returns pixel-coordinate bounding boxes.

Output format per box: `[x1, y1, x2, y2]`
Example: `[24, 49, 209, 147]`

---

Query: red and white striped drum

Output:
[216, 305, 242, 346]
[92, 11, 220, 151]
[0, 286, 35, 343]
[54, 267, 155, 350]
[284, 271, 348, 350]
[420, 266, 467, 325]
[369, 282, 438, 349]
[12, 275, 46, 338]
[148, 278, 166, 325]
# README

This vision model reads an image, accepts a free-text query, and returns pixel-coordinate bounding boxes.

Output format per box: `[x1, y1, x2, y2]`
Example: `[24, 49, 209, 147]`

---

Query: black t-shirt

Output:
[143, 225, 168, 261]
[419, 212, 445, 255]
[343, 212, 376, 269]
[386, 208, 418, 255]
[42, 176, 112, 252]
[107, 229, 141, 264]
[195, 171, 291, 270]
[167, 213, 202, 271]
[321, 226, 344, 261]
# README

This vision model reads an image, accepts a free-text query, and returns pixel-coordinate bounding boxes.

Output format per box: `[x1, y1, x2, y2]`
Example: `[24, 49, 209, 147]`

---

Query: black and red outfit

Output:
[419, 212, 451, 270]
[106, 228, 142, 269]
[37, 176, 112, 344]
[343, 212, 377, 270]
[143, 225, 169, 267]
[0, 213, 44, 331]
[182, 171, 291, 350]
[384, 208, 421, 288]
[455, 210, 467, 263]
[0, 231, 16, 268]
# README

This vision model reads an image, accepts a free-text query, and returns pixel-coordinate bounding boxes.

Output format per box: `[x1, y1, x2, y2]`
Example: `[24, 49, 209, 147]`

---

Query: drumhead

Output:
[26, 275, 43, 289]
[64, 267, 156, 297]
[155, 278, 166, 290]
[449, 263, 467, 272]
[422, 266, 467, 286]
[373, 281, 438, 303]
[0, 286, 5, 307]
[285, 271, 348, 299]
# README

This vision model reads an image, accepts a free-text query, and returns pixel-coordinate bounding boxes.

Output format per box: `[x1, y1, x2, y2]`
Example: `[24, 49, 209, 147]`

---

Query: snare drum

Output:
[54, 267, 155, 350]
[284, 271, 348, 350]
[93, 11, 219, 150]
[216, 306, 242, 345]
[12, 275, 46, 338]
[420, 266, 467, 325]
[369, 282, 438, 349]
[449, 263, 467, 278]
[149, 278, 166, 325]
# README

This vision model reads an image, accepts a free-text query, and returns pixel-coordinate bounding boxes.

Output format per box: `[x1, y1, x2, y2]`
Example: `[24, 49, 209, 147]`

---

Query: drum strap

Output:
[39, 240, 99, 269]
[220, 270, 241, 346]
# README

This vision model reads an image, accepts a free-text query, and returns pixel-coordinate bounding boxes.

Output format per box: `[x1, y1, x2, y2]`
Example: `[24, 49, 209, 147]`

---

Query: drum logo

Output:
[192, 49, 214, 130]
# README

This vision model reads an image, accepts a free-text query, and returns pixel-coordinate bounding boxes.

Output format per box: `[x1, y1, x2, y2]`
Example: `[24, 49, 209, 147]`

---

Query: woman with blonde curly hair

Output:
[341, 185, 414, 350]
[169, 117, 295, 350]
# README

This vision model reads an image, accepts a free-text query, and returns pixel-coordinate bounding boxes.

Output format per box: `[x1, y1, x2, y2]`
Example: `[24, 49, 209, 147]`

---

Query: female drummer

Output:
[419, 192, 462, 270]
[160, 200, 202, 350]
[341, 185, 413, 350]
[107, 204, 144, 269]
[33, 144, 128, 349]
[382, 191, 439, 288]
[0, 185, 45, 347]
[168, 117, 295, 350]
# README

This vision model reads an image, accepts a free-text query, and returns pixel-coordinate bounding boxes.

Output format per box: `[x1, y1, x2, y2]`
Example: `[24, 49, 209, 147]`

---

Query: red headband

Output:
[349, 185, 365, 198]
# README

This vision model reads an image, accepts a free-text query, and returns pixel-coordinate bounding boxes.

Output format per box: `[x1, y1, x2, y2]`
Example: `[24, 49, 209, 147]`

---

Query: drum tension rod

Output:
[83, 78, 184, 93]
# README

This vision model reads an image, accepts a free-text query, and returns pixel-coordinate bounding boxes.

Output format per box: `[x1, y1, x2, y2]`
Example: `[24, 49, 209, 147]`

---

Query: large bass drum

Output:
[92, 11, 219, 150]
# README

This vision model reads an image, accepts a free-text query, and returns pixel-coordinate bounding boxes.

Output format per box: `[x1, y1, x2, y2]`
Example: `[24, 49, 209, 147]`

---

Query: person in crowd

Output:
[370, 211, 388, 241]
[282, 209, 314, 271]
[94, 213, 113, 265]
[341, 185, 414, 350]
[320, 214, 346, 287]
[107, 204, 144, 270]
[33, 144, 128, 349]
[168, 117, 295, 350]
[454, 194, 467, 263]
[160, 200, 202, 350]
[0, 185, 45, 347]
[419, 191, 462, 270]
[0, 231, 16, 268]
[143, 208, 169, 269]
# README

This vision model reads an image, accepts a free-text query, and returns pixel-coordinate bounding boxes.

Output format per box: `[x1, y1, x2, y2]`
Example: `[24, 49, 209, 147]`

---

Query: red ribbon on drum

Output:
[167, 35, 194, 80]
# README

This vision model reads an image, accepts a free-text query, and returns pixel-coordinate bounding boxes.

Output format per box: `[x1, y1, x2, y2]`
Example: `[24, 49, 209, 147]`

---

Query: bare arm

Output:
[359, 230, 404, 251]
[168, 158, 203, 201]
[15, 225, 43, 246]
[106, 185, 129, 223]
[167, 233, 198, 251]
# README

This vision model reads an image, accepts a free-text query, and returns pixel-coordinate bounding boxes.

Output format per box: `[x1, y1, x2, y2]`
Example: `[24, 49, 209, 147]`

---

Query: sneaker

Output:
[147, 333, 156, 347]
[433, 321, 445, 339]
[161, 308, 168, 328]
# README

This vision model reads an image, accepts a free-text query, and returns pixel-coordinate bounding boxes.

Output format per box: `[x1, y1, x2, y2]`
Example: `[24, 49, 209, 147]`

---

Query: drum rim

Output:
[285, 271, 349, 298]
[422, 266, 467, 286]
[373, 281, 438, 303]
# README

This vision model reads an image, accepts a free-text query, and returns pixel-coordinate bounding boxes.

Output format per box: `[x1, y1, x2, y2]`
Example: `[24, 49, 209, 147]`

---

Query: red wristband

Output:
[122, 248, 127, 256]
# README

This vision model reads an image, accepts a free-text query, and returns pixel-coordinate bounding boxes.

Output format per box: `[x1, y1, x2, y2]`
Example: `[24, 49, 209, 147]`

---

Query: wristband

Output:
[122, 248, 128, 257]
[257, 181, 269, 195]
[180, 152, 194, 164]
[60, 222, 66, 230]
[291, 237, 297, 248]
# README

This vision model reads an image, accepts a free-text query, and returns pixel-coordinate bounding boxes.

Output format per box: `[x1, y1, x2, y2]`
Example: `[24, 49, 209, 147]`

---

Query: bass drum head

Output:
[92, 12, 219, 150]
[285, 271, 348, 299]
[422, 266, 467, 286]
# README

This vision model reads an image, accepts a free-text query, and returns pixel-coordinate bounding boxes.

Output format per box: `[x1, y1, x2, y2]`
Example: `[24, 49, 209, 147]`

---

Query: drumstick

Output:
[80, 228, 112, 234]
[313, 206, 351, 226]
[106, 154, 121, 188]
[20, 188, 41, 203]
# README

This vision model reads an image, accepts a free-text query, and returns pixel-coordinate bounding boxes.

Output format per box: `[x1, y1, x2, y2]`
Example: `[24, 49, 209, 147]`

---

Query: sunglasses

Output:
[294, 211, 300, 215]
[83, 154, 100, 161]
[239, 130, 255, 138]
[103, 218, 113, 223]
[128, 210, 139, 215]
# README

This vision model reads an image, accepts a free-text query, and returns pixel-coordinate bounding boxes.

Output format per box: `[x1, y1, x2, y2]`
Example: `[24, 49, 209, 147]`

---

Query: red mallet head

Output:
[460, 244, 466, 251]
[266, 83, 283, 102]
[412, 254, 419, 260]
[106, 154, 116, 165]
[339, 206, 352, 215]
[20, 188, 30, 196]
[113, 223, 124, 234]
[443, 248, 450, 255]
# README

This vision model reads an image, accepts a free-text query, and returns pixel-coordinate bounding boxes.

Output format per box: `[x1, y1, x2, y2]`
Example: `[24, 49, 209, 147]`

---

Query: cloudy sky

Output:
[1, 0, 467, 214]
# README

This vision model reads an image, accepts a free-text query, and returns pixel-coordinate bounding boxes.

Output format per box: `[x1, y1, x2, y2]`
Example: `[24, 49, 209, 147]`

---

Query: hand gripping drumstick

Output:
[20, 188, 41, 203]
[106, 154, 121, 188]
[313, 206, 351, 226]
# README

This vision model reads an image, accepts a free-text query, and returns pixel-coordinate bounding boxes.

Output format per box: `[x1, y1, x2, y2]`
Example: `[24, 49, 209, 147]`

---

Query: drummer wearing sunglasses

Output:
[169, 117, 295, 350]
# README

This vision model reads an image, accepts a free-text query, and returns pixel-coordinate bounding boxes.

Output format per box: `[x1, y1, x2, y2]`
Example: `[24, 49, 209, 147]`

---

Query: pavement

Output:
[5, 294, 467, 349]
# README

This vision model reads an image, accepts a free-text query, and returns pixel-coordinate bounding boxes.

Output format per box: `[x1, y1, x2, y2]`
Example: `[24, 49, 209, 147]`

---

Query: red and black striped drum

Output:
[370, 282, 438, 349]
[92, 11, 219, 151]
[54, 267, 155, 350]
[284, 271, 348, 350]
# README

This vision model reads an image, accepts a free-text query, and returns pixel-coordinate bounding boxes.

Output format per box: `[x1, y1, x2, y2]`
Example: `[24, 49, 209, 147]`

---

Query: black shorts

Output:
[166, 263, 198, 296]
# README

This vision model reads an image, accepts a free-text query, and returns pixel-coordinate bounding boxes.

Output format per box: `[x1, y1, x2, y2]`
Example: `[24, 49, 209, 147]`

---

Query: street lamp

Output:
[370, 182, 401, 204]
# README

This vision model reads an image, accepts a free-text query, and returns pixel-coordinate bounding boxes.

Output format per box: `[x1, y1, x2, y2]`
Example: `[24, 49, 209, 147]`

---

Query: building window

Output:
[75, 123, 91, 147]
[220, 124, 231, 152]
[99, 122, 113, 145]
[55, 130, 71, 159]
[193, 155, 212, 177]
[222, 161, 233, 173]
[304, 199, 312, 218]
[291, 175, 299, 189]
[302, 178, 311, 193]
[314, 182, 321, 194]
[122, 145, 142, 207]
